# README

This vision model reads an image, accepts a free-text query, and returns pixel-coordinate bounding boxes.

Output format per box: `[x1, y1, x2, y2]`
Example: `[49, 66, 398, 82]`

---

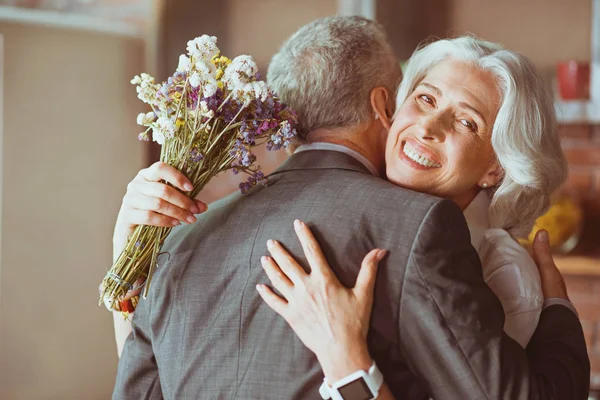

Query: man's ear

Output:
[370, 86, 392, 130]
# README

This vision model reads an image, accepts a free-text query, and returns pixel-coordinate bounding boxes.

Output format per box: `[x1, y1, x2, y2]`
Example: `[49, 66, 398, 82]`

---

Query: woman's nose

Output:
[417, 114, 446, 142]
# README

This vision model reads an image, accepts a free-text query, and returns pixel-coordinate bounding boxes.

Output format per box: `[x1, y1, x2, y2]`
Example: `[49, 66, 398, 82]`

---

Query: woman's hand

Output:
[112, 161, 207, 299]
[257, 219, 387, 382]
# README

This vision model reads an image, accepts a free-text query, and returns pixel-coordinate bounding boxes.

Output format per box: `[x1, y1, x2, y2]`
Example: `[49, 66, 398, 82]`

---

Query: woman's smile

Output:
[399, 139, 442, 169]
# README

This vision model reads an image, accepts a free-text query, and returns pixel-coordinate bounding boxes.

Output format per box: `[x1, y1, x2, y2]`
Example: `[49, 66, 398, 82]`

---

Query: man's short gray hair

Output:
[396, 36, 568, 237]
[267, 16, 401, 139]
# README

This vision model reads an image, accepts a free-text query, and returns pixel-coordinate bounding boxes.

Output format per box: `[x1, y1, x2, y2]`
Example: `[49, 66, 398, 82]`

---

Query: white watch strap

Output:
[318, 361, 383, 400]
[368, 361, 384, 391]
[319, 381, 332, 399]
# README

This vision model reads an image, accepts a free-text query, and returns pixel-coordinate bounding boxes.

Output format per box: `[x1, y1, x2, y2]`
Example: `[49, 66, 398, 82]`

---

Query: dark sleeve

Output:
[398, 199, 590, 400]
[112, 296, 163, 400]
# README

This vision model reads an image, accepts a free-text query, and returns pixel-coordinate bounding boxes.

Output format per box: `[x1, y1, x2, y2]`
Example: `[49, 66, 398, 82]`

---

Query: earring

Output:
[482, 183, 489, 188]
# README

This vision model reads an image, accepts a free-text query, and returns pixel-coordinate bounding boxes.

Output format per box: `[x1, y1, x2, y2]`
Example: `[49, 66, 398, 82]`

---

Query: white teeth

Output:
[403, 145, 441, 168]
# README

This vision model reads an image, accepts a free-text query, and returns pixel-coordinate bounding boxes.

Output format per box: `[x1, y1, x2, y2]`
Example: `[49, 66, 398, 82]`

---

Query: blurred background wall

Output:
[0, 0, 597, 398]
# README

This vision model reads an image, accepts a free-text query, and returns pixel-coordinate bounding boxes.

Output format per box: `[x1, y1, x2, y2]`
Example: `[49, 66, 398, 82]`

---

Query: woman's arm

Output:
[109, 161, 207, 356]
[257, 219, 395, 399]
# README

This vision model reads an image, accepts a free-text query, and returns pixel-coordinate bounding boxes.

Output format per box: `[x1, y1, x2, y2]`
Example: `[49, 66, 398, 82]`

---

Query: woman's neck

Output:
[452, 187, 481, 211]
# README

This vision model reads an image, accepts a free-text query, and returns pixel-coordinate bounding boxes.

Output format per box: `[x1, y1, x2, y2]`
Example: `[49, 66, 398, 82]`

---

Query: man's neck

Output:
[306, 129, 385, 175]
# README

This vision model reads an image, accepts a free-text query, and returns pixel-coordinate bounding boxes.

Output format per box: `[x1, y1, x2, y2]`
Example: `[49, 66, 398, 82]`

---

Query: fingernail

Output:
[538, 230, 549, 243]
[184, 183, 193, 191]
[376, 249, 387, 261]
[172, 220, 180, 226]
[261, 256, 268, 265]
[186, 215, 197, 224]
[294, 219, 303, 230]
[256, 284, 264, 293]
[191, 205, 200, 214]
[267, 240, 275, 249]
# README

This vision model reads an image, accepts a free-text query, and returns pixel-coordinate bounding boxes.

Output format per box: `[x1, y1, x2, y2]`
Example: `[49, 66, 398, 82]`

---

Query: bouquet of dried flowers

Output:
[99, 35, 298, 311]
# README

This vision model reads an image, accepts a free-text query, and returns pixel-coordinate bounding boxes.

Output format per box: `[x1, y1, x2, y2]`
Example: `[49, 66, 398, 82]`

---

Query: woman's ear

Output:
[479, 159, 504, 188]
[370, 86, 392, 130]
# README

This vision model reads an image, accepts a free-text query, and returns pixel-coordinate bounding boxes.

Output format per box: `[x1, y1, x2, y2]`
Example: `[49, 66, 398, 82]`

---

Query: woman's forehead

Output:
[419, 59, 501, 118]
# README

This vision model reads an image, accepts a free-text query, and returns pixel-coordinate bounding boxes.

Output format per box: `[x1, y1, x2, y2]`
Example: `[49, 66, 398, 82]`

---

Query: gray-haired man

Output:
[113, 16, 589, 399]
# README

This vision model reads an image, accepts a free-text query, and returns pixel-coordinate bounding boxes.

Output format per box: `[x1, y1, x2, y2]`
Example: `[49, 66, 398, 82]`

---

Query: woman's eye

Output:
[459, 119, 477, 132]
[419, 94, 434, 105]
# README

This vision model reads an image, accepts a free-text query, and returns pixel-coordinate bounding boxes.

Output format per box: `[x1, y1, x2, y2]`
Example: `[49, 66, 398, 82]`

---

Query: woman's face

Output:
[385, 59, 501, 208]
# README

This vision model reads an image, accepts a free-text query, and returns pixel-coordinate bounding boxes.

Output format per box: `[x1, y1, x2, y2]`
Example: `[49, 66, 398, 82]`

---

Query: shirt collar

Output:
[295, 142, 380, 177]
[463, 190, 492, 252]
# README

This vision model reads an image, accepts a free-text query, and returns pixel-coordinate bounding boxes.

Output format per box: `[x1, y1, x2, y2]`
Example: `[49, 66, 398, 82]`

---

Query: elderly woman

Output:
[256, 36, 568, 397]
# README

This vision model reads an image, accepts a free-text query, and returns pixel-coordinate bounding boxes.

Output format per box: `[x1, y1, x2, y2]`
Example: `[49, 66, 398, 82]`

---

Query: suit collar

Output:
[270, 150, 372, 177]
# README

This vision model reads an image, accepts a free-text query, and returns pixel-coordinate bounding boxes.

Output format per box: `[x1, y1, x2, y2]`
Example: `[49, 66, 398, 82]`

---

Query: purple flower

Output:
[230, 140, 256, 168]
[239, 170, 266, 194]
[190, 148, 204, 163]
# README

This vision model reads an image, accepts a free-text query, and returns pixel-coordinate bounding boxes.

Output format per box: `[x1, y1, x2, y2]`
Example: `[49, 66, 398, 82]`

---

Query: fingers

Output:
[140, 162, 194, 193]
[293, 220, 332, 278]
[532, 230, 555, 270]
[532, 229, 569, 300]
[124, 190, 197, 224]
[194, 199, 208, 213]
[354, 249, 386, 298]
[256, 284, 288, 316]
[261, 256, 294, 296]
[267, 240, 307, 284]
[122, 209, 181, 227]
[132, 180, 199, 215]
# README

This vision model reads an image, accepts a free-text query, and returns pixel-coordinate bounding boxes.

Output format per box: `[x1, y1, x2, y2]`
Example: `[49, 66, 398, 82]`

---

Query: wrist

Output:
[317, 343, 372, 383]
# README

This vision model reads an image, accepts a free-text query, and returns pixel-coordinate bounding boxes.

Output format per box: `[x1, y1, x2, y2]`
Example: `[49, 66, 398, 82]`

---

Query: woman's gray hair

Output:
[396, 36, 567, 237]
[267, 16, 401, 139]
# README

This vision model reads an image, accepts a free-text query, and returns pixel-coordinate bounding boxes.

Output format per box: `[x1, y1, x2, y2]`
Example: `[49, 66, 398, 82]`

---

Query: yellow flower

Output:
[217, 81, 224, 90]
[176, 119, 185, 127]
[211, 55, 232, 67]
[216, 68, 224, 80]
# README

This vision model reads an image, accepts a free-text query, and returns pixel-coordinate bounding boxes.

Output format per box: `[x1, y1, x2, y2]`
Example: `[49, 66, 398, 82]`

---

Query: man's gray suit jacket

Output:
[113, 150, 590, 399]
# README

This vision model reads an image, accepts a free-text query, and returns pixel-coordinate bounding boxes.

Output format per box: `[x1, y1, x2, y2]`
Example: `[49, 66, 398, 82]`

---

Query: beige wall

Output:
[0, 24, 145, 399]
[447, 0, 591, 78]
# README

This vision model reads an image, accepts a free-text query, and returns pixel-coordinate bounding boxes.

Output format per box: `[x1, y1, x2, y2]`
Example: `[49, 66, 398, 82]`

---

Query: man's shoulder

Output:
[276, 166, 443, 213]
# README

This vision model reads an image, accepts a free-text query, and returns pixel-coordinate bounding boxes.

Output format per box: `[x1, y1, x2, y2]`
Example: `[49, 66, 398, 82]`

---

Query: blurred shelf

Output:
[555, 255, 600, 276]
[555, 100, 600, 124]
[0, 5, 143, 38]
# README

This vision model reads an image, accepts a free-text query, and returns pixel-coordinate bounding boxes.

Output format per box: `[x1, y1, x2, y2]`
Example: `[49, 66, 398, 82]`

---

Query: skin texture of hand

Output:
[257, 219, 395, 400]
[532, 229, 570, 300]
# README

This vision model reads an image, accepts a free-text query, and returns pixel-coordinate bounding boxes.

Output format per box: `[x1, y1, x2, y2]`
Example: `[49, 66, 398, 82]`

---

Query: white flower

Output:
[223, 55, 258, 89]
[231, 55, 258, 77]
[137, 111, 156, 125]
[202, 77, 218, 98]
[153, 116, 176, 145]
[186, 35, 219, 61]
[189, 72, 202, 88]
[177, 55, 191, 72]
[199, 101, 215, 119]
[132, 73, 160, 105]
[194, 60, 216, 78]
[152, 128, 165, 145]
[244, 81, 269, 102]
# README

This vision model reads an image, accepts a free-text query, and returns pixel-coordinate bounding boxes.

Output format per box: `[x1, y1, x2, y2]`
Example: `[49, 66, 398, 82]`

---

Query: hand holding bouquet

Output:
[100, 35, 298, 311]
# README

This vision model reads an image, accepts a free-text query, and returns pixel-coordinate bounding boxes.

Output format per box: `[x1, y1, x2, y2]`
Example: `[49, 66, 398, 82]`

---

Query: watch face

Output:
[337, 377, 373, 400]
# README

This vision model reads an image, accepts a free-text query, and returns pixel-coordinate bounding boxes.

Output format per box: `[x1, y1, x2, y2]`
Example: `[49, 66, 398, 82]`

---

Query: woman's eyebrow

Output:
[419, 82, 442, 96]
[458, 102, 487, 124]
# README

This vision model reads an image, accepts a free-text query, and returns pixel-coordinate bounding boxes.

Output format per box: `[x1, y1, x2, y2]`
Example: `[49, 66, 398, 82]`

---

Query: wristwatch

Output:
[318, 361, 384, 400]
